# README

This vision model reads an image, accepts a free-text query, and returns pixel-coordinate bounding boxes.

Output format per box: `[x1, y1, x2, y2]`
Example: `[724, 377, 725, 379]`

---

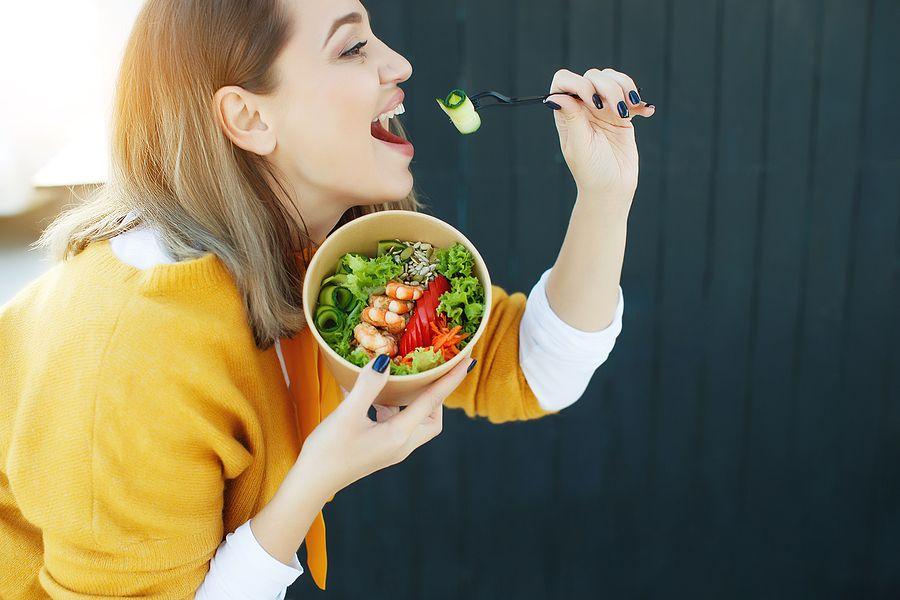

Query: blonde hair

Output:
[34, 0, 426, 350]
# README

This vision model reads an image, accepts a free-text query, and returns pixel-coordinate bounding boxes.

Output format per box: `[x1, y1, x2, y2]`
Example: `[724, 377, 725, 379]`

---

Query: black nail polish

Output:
[466, 358, 478, 373]
[592, 93, 603, 109]
[617, 101, 629, 118]
[629, 90, 641, 105]
[373, 354, 390, 373]
[544, 100, 561, 110]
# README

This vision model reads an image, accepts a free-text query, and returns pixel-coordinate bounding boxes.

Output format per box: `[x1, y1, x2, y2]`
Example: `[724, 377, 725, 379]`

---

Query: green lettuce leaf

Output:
[347, 346, 371, 367]
[329, 299, 364, 358]
[343, 253, 404, 304]
[437, 273, 484, 338]
[434, 242, 474, 279]
[389, 347, 446, 375]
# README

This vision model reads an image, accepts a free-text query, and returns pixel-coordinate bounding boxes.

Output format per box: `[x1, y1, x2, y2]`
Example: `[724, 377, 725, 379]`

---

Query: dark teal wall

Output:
[290, 0, 900, 597]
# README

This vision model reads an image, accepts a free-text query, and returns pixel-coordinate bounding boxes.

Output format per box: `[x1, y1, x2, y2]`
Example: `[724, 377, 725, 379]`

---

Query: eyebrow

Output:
[322, 9, 369, 49]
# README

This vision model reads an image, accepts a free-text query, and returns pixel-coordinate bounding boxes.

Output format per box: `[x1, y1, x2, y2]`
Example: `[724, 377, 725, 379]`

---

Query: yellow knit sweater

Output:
[0, 237, 554, 598]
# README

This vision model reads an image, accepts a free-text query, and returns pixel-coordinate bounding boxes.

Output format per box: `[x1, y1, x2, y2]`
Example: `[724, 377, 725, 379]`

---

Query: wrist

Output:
[249, 457, 332, 565]
[572, 195, 631, 230]
[290, 454, 338, 505]
[574, 189, 633, 221]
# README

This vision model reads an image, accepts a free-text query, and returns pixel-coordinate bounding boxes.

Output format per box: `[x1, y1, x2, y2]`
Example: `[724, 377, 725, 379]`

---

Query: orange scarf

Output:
[277, 247, 343, 590]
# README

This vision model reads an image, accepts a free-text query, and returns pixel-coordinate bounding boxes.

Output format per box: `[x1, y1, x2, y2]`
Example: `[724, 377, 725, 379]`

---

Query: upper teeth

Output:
[373, 102, 405, 127]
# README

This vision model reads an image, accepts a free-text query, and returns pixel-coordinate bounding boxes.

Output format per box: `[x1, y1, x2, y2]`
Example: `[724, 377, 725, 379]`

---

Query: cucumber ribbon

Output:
[435, 88, 481, 134]
[314, 305, 345, 343]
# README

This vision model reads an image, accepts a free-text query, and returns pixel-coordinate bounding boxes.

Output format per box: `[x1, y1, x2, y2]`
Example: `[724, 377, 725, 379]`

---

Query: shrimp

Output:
[370, 294, 415, 315]
[385, 280, 424, 301]
[353, 322, 398, 356]
[361, 306, 408, 335]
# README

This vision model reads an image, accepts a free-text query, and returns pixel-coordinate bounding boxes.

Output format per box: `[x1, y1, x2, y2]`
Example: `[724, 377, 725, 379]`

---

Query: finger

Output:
[398, 402, 444, 457]
[545, 68, 605, 122]
[596, 68, 656, 119]
[582, 68, 631, 122]
[373, 403, 400, 423]
[388, 357, 474, 433]
[341, 354, 391, 414]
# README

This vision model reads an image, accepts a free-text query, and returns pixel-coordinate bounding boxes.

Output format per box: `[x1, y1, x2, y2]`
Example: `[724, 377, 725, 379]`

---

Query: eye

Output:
[341, 40, 368, 58]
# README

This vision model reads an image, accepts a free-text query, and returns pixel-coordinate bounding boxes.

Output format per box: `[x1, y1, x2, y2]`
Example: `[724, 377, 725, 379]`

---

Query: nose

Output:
[380, 45, 413, 85]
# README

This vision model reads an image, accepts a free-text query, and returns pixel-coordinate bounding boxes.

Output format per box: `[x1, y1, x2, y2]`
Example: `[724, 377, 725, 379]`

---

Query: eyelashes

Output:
[341, 40, 369, 59]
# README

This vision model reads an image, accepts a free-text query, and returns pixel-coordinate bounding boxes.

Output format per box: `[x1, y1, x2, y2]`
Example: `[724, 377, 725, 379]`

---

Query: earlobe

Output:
[214, 85, 276, 156]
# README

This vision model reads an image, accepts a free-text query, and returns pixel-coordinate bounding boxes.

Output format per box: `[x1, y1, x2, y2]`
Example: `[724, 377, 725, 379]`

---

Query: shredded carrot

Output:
[426, 319, 471, 361]
[433, 333, 450, 348]
[446, 332, 469, 345]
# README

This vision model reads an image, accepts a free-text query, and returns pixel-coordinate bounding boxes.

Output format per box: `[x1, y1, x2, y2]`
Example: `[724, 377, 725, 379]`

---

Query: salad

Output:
[312, 239, 486, 376]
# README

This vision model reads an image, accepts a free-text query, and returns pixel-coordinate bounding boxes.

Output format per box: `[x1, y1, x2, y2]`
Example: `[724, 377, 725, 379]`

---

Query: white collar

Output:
[109, 223, 176, 270]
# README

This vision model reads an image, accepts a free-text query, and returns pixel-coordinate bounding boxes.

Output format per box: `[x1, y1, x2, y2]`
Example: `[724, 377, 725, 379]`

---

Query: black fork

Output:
[469, 90, 581, 110]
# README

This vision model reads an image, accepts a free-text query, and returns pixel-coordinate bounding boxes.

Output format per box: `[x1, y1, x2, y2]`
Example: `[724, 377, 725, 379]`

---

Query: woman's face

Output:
[265, 0, 414, 213]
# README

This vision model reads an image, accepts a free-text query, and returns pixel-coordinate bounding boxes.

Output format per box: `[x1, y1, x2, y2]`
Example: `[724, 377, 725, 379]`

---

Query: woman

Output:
[0, 0, 653, 597]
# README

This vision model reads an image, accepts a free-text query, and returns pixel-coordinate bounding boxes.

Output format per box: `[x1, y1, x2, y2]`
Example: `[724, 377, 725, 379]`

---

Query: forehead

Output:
[291, 0, 369, 34]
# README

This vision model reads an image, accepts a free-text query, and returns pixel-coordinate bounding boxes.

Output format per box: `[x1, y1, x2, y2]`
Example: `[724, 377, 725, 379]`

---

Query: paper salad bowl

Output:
[302, 209, 493, 407]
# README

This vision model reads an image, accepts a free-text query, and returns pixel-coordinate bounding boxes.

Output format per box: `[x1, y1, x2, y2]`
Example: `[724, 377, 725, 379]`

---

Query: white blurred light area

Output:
[0, 0, 144, 215]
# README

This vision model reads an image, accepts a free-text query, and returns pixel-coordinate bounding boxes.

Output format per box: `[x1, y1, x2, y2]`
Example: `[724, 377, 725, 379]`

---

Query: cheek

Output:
[289, 82, 373, 155]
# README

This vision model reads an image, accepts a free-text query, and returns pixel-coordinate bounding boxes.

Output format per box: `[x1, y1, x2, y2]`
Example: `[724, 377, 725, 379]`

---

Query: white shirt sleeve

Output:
[518, 267, 624, 412]
[194, 519, 304, 600]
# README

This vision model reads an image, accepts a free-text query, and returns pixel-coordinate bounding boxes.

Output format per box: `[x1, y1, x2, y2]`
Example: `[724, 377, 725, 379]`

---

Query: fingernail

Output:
[592, 93, 603, 110]
[373, 354, 390, 373]
[629, 90, 641, 105]
[617, 100, 629, 118]
[466, 358, 477, 373]
[544, 99, 562, 110]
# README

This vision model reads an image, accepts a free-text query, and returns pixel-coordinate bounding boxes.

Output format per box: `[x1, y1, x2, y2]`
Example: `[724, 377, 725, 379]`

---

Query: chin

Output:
[396, 171, 415, 199]
[380, 170, 414, 202]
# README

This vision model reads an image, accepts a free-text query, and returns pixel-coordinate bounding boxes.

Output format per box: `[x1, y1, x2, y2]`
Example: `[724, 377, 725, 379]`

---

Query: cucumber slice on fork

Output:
[435, 88, 481, 134]
[437, 87, 582, 134]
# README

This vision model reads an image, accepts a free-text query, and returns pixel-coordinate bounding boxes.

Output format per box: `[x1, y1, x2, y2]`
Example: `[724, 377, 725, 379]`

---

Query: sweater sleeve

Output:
[33, 337, 257, 597]
[442, 283, 558, 423]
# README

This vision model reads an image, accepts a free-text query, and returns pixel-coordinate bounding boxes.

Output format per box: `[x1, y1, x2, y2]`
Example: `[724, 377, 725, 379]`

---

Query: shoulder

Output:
[97, 291, 259, 431]
[109, 285, 256, 365]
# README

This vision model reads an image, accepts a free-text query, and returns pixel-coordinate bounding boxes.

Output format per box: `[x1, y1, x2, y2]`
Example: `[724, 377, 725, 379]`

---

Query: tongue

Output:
[371, 120, 406, 144]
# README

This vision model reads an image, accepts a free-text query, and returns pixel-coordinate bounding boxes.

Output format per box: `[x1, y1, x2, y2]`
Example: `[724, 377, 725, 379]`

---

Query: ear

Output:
[213, 85, 276, 155]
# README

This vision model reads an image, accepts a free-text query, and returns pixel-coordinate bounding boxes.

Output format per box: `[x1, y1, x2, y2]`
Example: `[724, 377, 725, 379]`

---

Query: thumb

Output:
[342, 354, 391, 414]
[545, 94, 592, 145]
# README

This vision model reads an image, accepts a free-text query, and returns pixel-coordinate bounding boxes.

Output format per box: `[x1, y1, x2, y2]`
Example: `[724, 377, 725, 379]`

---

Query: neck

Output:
[301, 199, 351, 247]
[267, 168, 355, 248]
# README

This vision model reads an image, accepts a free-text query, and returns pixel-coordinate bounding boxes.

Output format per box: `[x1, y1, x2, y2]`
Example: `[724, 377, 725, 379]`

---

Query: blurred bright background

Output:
[0, 0, 142, 304]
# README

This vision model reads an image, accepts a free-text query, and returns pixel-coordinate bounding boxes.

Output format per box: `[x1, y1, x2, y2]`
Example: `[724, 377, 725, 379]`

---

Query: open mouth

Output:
[370, 119, 408, 145]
